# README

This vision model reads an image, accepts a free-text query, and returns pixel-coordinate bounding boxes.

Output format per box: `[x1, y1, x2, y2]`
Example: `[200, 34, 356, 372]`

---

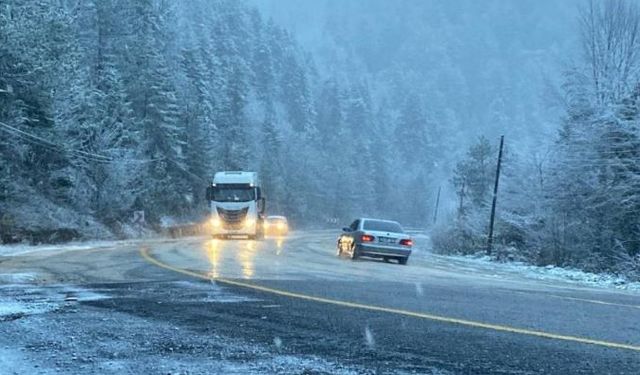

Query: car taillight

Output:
[400, 239, 413, 247]
[361, 234, 375, 242]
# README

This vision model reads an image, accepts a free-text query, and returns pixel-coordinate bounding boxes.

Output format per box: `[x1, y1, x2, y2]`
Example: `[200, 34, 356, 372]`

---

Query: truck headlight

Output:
[245, 218, 255, 228]
[211, 217, 221, 228]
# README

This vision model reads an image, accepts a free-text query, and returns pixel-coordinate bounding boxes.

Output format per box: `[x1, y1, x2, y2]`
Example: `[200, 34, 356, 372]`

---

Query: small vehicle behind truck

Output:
[263, 215, 289, 237]
[337, 218, 413, 265]
[205, 171, 265, 239]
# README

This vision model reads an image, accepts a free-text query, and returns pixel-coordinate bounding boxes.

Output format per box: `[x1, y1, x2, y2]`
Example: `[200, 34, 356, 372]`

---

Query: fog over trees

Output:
[0, 0, 638, 278]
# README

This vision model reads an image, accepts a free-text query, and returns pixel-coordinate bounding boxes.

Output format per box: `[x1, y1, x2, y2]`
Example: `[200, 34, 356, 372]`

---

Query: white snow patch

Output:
[439, 254, 640, 292]
[364, 326, 375, 349]
[0, 241, 119, 257]
[266, 354, 363, 374]
[0, 236, 178, 257]
[273, 336, 282, 349]
[62, 287, 111, 302]
[419, 231, 640, 291]
[0, 349, 49, 375]
[0, 272, 38, 284]
[172, 280, 259, 303]
[202, 295, 258, 303]
[0, 299, 57, 318]
[0, 284, 112, 319]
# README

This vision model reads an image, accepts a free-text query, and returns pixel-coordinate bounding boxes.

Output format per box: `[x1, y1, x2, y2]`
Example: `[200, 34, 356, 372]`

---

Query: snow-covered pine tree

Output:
[125, 0, 188, 220]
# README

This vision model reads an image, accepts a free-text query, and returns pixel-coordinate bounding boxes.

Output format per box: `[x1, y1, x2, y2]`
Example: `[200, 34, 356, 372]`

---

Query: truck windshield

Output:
[212, 188, 255, 202]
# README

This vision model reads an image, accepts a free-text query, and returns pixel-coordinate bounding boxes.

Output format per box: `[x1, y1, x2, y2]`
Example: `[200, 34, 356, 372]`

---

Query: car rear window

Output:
[362, 220, 403, 233]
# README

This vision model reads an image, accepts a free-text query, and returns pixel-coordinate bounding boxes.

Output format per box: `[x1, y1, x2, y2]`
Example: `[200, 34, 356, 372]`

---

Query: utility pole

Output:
[458, 180, 465, 220]
[432, 186, 441, 225]
[487, 135, 504, 255]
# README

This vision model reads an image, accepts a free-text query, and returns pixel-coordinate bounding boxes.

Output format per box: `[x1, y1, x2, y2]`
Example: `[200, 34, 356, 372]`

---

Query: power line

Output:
[0, 121, 162, 165]
[0, 121, 113, 163]
[2, 122, 209, 184]
[0, 125, 63, 153]
[0, 121, 113, 161]
[0, 126, 113, 164]
[164, 157, 208, 183]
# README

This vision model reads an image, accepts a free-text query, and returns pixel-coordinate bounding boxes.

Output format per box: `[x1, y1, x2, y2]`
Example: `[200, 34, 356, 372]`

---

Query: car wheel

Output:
[398, 257, 408, 265]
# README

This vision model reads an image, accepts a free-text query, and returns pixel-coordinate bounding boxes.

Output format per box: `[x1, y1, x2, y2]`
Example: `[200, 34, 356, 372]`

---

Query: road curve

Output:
[1, 230, 639, 374]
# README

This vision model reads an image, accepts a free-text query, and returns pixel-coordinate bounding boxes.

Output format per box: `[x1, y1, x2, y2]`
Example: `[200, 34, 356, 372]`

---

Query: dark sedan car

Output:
[337, 218, 413, 265]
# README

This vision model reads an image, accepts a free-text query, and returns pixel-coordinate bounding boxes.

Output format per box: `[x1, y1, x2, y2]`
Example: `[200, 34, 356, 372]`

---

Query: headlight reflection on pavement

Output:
[276, 237, 285, 255]
[204, 238, 223, 279]
[237, 240, 257, 279]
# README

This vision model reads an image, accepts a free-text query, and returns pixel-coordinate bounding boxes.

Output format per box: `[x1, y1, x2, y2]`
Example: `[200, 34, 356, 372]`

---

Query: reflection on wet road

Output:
[203, 239, 221, 279]
[199, 236, 289, 280]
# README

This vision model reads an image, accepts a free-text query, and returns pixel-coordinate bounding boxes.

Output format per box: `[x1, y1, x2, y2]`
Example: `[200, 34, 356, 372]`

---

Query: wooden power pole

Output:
[487, 135, 504, 255]
[458, 180, 465, 220]
[432, 186, 441, 225]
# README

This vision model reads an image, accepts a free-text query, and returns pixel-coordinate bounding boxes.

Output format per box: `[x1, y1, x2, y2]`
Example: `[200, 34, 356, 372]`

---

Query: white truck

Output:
[205, 171, 265, 239]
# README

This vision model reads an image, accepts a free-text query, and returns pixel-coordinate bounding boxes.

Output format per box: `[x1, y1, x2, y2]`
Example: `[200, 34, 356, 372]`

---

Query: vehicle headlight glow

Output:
[211, 217, 221, 227]
[245, 218, 255, 228]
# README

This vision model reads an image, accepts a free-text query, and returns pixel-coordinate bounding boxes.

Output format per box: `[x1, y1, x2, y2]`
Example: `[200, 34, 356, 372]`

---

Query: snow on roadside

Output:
[0, 236, 189, 257]
[0, 282, 111, 321]
[0, 240, 124, 257]
[0, 286, 60, 319]
[0, 272, 39, 284]
[412, 232, 640, 292]
[0, 300, 57, 318]
[170, 280, 259, 303]
[0, 349, 50, 375]
[430, 253, 640, 292]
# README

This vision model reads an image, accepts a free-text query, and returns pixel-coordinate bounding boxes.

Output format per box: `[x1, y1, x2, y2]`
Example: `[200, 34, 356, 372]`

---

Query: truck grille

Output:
[216, 207, 248, 229]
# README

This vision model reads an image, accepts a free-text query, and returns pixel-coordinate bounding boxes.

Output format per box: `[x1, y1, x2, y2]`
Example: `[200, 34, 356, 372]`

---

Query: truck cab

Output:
[206, 171, 265, 239]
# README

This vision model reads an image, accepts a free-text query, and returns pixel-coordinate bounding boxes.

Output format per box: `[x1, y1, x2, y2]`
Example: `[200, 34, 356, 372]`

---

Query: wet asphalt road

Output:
[1, 231, 639, 374]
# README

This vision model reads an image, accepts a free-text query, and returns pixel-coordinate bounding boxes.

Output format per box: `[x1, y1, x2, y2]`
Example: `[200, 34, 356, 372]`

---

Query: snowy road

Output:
[1, 230, 639, 374]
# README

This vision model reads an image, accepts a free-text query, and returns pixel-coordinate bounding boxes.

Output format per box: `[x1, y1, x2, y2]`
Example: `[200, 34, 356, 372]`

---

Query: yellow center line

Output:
[139, 247, 640, 352]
